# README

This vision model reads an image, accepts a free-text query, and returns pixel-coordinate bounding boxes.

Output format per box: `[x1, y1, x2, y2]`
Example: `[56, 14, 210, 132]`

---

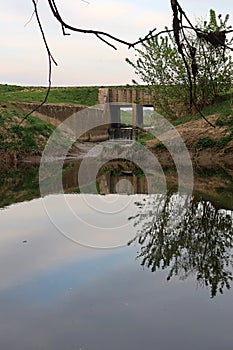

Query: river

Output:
[0, 150, 233, 349]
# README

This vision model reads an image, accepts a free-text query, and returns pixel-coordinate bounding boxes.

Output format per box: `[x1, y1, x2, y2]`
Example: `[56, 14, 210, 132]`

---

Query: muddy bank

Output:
[1, 156, 232, 209]
[0, 149, 42, 172]
[147, 115, 233, 176]
[1, 140, 232, 176]
[1, 114, 233, 173]
[149, 142, 233, 176]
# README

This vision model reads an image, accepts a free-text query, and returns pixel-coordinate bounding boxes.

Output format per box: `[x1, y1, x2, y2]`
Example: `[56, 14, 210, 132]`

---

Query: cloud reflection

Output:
[0, 194, 137, 289]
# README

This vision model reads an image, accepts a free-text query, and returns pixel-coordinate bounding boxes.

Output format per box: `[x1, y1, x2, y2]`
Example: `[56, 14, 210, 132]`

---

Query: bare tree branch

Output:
[47, 0, 134, 47]
[24, 0, 232, 127]
[24, 0, 38, 28]
[19, 0, 58, 126]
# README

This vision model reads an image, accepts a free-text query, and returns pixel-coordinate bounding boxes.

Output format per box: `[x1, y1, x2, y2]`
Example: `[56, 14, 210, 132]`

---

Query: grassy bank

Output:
[0, 84, 233, 153]
[0, 102, 55, 152]
[0, 84, 99, 106]
[0, 85, 232, 208]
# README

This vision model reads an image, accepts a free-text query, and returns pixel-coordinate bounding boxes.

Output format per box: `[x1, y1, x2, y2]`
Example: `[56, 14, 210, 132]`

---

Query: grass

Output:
[0, 165, 40, 208]
[193, 168, 233, 210]
[215, 114, 233, 127]
[119, 109, 155, 127]
[0, 102, 56, 151]
[1, 84, 233, 152]
[200, 93, 233, 118]
[161, 92, 233, 149]
[120, 110, 133, 126]
[171, 92, 233, 126]
[152, 141, 167, 150]
[195, 136, 216, 148]
[136, 132, 155, 145]
[196, 132, 233, 149]
[172, 113, 200, 126]
[0, 84, 99, 106]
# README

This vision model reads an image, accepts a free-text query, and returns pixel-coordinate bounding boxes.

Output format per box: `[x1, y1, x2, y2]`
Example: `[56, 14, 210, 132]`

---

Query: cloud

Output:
[1, 0, 232, 85]
[0, 0, 170, 85]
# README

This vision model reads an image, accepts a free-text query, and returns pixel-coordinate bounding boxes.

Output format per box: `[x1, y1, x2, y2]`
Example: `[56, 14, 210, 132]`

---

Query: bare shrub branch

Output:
[25, 0, 232, 127]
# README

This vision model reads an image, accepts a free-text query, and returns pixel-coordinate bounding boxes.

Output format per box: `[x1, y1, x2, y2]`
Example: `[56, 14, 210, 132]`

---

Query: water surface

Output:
[0, 189, 233, 349]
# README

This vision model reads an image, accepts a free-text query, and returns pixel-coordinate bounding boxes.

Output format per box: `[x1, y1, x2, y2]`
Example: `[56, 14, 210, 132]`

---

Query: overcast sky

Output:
[1, 0, 232, 86]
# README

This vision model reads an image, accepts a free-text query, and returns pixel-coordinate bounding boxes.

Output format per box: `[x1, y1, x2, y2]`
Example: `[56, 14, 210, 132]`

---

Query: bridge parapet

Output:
[98, 87, 154, 106]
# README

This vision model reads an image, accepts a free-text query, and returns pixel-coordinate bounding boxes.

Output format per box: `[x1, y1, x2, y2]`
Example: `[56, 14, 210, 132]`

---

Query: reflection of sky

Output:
[1, 195, 233, 349]
[5, 248, 134, 304]
[1, 257, 233, 350]
[0, 194, 141, 289]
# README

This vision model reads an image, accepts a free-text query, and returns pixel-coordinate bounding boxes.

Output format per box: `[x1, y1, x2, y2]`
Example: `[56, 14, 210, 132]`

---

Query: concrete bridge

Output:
[98, 87, 155, 128]
[18, 87, 155, 141]
[98, 87, 154, 106]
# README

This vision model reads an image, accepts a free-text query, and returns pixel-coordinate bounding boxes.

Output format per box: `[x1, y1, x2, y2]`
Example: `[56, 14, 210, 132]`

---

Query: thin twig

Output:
[24, 0, 38, 27]
[81, 0, 90, 5]
[19, 0, 58, 126]
[22, 0, 231, 128]
[132, 29, 174, 47]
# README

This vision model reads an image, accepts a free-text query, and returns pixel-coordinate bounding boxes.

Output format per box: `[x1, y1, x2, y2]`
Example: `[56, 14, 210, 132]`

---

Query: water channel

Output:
[0, 144, 233, 349]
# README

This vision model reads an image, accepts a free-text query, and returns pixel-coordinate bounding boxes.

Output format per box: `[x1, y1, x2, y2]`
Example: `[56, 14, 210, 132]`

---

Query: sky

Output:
[1, 0, 232, 86]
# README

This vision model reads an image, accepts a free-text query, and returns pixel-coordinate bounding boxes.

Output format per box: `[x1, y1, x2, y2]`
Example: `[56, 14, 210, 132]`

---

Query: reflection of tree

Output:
[0, 164, 40, 208]
[128, 193, 233, 298]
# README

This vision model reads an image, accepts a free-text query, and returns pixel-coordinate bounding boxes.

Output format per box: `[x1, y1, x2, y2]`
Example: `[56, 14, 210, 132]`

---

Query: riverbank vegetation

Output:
[0, 83, 232, 169]
[0, 83, 232, 209]
[0, 102, 55, 152]
[126, 10, 233, 120]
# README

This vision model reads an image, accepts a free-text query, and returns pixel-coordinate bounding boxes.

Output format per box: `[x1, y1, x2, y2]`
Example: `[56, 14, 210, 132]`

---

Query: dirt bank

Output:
[147, 115, 233, 175]
[0, 149, 41, 172]
[1, 114, 232, 174]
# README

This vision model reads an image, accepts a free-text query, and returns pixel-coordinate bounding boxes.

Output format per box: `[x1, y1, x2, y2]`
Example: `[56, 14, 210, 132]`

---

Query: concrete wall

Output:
[17, 102, 86, 123]
[17, 88, 155, 141]
[17, 102, 111, 141]
[98, 87, 155, 106]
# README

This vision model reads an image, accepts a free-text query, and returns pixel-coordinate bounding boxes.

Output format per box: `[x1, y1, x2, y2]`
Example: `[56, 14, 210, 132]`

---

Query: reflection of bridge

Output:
[62, 160, 149, 195]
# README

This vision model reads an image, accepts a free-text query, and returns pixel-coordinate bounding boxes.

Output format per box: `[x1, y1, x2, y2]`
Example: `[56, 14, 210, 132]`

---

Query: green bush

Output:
[126, 10, 233, 118]
[136, 132, 154, 144]
[196, 133, 233, 149]
[153, 141, 167, 150]
[216, 115, 233, 127]
[196, 136, 216, 148]
[216, 135, 231, 148]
